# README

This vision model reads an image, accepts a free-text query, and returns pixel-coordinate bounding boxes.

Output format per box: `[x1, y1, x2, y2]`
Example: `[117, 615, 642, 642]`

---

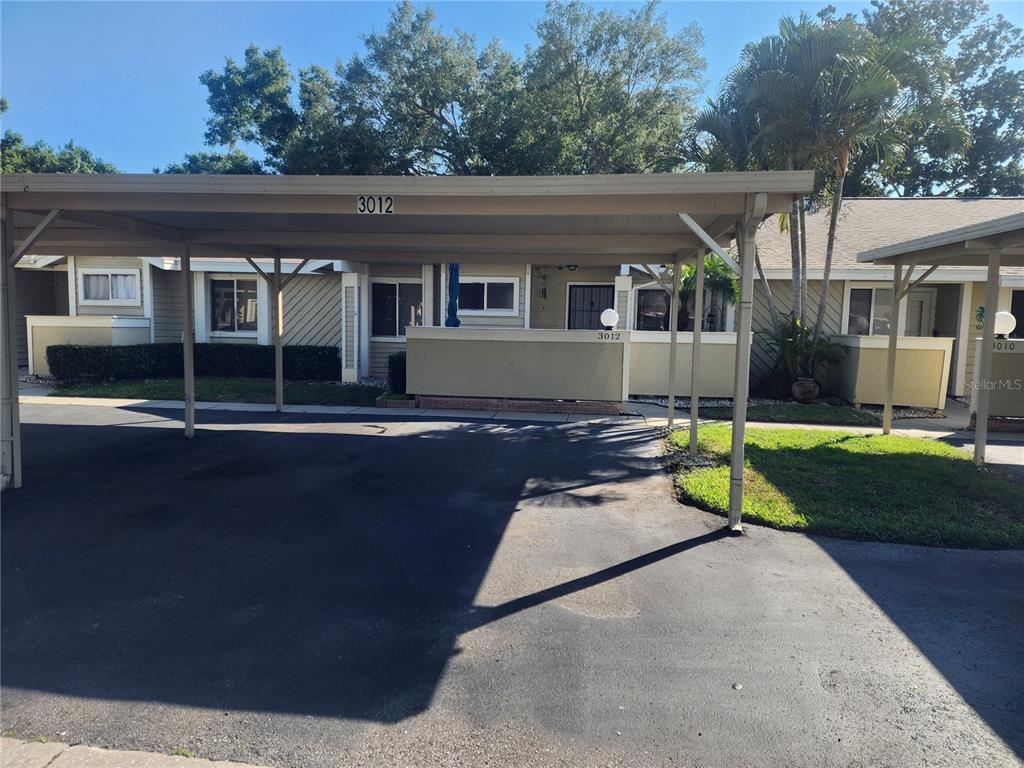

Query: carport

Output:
[1, 171, 813, 528]
[859, 212, 1024, 464]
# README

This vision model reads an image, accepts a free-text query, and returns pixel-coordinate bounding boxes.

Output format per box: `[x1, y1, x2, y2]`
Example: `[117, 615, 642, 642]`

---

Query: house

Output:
[752, 197, 1024, 398]
[13, 191, 1023, 408]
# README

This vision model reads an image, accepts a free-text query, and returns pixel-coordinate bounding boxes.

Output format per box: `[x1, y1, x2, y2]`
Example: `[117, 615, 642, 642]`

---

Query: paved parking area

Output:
[2, 403, 1022, 767]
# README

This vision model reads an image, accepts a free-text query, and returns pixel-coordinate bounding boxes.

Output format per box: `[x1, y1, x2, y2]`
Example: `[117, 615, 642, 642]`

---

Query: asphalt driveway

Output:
[2, 403, 1022, 767]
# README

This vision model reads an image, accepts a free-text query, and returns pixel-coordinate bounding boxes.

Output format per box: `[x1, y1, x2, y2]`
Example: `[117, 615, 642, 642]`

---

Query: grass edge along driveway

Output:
[667, 425, 1024, 549]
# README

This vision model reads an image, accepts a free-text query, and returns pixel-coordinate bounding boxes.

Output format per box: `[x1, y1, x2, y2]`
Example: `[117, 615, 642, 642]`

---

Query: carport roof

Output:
[857, 212, 1024, 268]
[4, 171, 813, 266]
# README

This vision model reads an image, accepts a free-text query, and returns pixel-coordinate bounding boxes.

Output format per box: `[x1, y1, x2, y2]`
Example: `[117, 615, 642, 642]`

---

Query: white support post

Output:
[974, 251, 1001, 466]
[882, 262, 906, 435]
[1, 199, 23, 489]
[182, 245, 195, 438]
[273, 253, 284, 412]
[689, 248, 705, 456]
[727, 193, 765, 532]
[666, 258, 682, 427]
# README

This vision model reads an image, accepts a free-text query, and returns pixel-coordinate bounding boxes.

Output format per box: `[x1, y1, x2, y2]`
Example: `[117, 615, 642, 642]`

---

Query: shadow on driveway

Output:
[2, 410, 670, 722]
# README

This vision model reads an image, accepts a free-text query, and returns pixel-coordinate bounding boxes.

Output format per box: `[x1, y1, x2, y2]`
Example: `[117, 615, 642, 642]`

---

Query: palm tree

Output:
[692, 14, 966, 344]
[810, 38, 967, 340]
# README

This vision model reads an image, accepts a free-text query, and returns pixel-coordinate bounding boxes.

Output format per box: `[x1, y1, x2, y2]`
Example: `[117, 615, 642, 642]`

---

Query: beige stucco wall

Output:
[829, 338, 953, 409]
[29, 318, 152, 375]
[32, 325, 112, 375]
[628, 333, 737, 397]
[407, 329, 624, 402]
[974, 345, 1024, 418]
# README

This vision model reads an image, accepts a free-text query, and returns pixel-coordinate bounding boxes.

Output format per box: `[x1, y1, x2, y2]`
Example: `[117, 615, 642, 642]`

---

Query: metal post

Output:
[0, 199, 23, 489]
[689, 249, 705, 456]
[273, 253, 284, 412]
[882, 262, 905, 435]
[666, 258, 682, 426]
[727, 222, 757, 531]
[182, 245, 195, 438]
[974, 251, 1001, 466]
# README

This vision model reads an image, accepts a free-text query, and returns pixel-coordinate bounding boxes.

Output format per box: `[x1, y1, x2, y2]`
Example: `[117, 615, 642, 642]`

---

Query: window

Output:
[372, 281, 423, 337]
[210, 278, 258, 333]
[1011, 290, 1024, 339]
[78, 269, 140, 306]
[634, 288, 689, 331]
[847, 287, 893, 335]
[457, 278, 517, 314]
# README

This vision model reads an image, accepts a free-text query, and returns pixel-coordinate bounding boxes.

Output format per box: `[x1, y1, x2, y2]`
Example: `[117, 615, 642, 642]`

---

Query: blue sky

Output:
[3, 1, 1022, 172]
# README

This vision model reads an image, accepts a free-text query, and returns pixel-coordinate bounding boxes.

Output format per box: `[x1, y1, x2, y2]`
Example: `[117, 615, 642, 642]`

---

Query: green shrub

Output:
[387, 351, 407, 394]
[46, 343, 340, 384]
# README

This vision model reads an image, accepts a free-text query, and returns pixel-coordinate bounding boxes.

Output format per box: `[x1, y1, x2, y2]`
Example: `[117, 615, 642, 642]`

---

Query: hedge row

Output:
[46, 343, 341, 384]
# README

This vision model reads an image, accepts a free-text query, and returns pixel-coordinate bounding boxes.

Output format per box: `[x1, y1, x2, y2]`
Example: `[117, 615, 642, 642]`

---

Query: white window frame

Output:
[208, 274, 259, 338]
[77, 267, 142, 307]
[457, 276, 520, 316]
[842, 281, 903, 336]
[370, 277, 424, 341]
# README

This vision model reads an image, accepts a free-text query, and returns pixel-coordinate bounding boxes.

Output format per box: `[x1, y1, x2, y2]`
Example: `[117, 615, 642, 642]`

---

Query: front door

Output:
[567, 284, 615, 330]
[905, 288, 936, 337]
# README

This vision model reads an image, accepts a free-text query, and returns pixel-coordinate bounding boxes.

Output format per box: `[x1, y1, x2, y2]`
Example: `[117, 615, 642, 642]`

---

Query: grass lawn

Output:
[701, 402, 881, 426]
[52, 377, 383, 407]
[668, 425, 1024, 549]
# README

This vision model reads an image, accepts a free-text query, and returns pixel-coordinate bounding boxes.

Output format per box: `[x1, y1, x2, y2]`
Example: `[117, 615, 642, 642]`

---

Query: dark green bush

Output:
[46, 343, 340, 384]
[387, 351, 407, 394]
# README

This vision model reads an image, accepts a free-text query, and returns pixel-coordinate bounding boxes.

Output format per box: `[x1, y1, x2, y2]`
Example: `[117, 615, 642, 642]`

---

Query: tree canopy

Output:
[1, 99, 117, 174]
[845, 0, 1024, 196]
[185, 0, 705, 175]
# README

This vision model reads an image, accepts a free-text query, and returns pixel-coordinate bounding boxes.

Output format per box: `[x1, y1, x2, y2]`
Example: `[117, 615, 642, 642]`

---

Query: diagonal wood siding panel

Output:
[283, 275, 343, 347]
[752, 279, 844, 380]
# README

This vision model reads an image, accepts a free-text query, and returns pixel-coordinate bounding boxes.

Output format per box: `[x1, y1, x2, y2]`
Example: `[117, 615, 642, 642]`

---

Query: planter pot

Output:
[790, 377, 820, 403]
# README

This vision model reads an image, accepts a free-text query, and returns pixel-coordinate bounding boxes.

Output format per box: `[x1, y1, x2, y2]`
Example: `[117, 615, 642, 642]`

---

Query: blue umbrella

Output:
[445, 263, 461, 327]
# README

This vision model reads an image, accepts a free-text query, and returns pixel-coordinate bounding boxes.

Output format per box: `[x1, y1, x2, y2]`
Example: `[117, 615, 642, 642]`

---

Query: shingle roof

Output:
[756, 197, 1024, 276]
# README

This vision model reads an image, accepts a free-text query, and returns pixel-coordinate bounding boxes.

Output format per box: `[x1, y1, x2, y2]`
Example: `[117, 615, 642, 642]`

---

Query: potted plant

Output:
[758, 318, 844, 403]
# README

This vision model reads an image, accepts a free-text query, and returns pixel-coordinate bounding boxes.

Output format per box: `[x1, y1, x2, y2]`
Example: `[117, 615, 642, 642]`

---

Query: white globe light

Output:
[994, 310, 1017, 337]
[600, 308, 619, 328]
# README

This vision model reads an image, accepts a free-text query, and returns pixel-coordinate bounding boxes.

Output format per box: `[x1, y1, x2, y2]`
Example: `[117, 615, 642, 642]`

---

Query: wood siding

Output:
[14, 270, 62, 366]
[965, 282, 987, 392]
[151, 267, 183, 343]
[752, 279, 844, 378]
[369, 340, 405, 379]
[343, 285, 357, 368]
[282, 275, 343, 347]
[530, 266, 619, 329]
[73, 256, 147, 317]
[450, 263, 527, 328]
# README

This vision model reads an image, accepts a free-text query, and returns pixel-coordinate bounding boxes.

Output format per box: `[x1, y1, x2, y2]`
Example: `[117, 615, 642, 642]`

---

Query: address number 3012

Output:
[357, 195, 395, 214]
